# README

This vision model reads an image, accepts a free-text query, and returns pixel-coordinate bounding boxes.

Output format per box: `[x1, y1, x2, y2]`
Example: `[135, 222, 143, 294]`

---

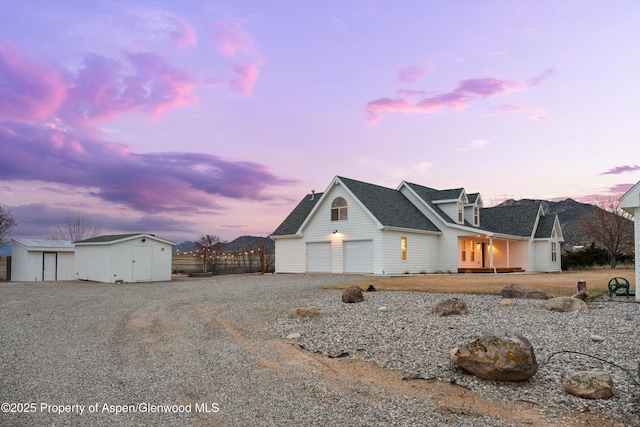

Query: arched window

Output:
[331, 197, 348, 221]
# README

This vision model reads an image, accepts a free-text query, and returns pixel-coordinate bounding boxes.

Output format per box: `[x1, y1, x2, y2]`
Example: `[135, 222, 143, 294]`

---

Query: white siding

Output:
[75, 245, 111, 282]
[635, 206, 640, 302]
[533, 239, 562, 272]
[10, 243, 76, 281]
[301, 184, 380, 273]
[381, 231, 439, 274]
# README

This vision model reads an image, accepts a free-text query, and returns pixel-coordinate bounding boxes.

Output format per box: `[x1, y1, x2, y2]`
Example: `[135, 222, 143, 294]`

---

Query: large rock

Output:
[501, 284, 548, 300]
[449, 331, 539, 381]
[563, 371, 615, 399]
[432, 298, 469, 317]
[342, 286, 364, 303]
[291, 307, 320, 318]
[545, 297, 588, 312]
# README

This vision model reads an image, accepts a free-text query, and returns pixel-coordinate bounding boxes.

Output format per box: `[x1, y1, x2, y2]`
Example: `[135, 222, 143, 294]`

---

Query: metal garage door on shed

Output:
[307, 242, 331, 272]
[344, 240, 373, 273]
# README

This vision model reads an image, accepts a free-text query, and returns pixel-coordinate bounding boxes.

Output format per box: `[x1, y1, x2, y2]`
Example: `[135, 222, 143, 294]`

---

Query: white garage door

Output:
[344, 240, 373, 273]
[307, 242, 331, 272]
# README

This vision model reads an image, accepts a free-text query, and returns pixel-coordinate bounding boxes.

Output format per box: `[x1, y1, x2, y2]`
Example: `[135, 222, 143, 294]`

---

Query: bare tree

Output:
[0, 206, 18, 244]
[51, 214, 102, 241]
[578, 198, 634, 268]
[197, 234, 221, 272]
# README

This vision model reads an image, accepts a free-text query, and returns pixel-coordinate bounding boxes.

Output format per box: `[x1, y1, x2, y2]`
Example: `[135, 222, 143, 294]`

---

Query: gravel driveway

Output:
[1, 274, 638, 427]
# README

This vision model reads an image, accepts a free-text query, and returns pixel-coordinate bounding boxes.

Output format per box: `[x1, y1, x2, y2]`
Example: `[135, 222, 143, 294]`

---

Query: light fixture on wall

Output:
[333, 229, 338, 234]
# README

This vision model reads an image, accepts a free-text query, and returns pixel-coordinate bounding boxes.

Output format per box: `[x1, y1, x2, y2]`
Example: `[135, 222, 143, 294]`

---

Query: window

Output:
[331, 197, 348, 221]
[470, 240, 475, 262]
[551, 242, 557, 262]
[401, 237, 407, 261]
[461, 239, 466, 261]
[473, 206, 479, 225]
[458, 202, 463, 222]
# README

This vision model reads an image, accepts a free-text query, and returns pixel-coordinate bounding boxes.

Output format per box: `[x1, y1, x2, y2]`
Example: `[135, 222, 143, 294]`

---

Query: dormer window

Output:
[457, 202, 463, 222]
[473, 206, 479, 225]
[331, 197, 348, 221]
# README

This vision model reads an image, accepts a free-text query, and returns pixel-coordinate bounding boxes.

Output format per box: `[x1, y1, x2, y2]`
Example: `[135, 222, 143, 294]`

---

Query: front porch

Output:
[458, 267, 525, 274]
[458, 236, 528, 272]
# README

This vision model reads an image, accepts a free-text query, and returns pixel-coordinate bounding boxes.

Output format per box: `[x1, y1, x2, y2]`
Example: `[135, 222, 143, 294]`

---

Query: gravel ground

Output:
[273, 288, 640, 426]
[1, 274, 638, 427]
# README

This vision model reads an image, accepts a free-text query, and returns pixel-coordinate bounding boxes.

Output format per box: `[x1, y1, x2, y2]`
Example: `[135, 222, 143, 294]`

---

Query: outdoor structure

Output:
[10, 239, 75, 281]
[619, 180, 640, 302]
[74, 234, 175, 283]
[271, 176, 563, 275]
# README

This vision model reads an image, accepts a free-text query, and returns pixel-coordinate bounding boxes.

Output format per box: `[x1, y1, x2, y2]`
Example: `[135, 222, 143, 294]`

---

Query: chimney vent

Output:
[310, 190, 316, 200]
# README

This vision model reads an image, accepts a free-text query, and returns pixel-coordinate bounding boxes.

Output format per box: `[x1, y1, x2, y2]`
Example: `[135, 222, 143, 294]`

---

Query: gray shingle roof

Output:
[534, 214, 557, 238]
[338, 177, 440, 232]
[271, 193, 323, 236]
[480, 204, 542, 237]
[74, 234, 147, 243]
[403, 182, 464, 224]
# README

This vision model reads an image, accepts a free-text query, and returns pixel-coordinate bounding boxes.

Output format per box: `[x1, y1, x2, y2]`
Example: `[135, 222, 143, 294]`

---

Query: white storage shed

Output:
[74, 233, 175, 283]
[619, 180, 640, 302]
[10, 239, 75, 281]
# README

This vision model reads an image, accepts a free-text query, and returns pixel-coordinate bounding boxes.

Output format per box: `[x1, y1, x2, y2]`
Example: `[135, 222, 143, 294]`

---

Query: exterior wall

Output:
[76, 238, 172, 283]
[381, 231, 439, 274]
[533, 239, 562, 272]
[508, 241, 529, 270]
[75, 245, 111, 282]
[300, 184, 381, 273]
[438, 201, 461, 224]
[458, 238, 483, 270]
[635, 207, 639, 302]
[274, 238, 306, 273]
[10, 244, 75, 281]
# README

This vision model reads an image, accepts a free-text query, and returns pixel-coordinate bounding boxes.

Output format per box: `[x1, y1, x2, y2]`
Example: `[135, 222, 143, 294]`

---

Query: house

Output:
[619, 180, 640, 302]
[270, 176, 563, 275]
[74, 233, 175, 283]
[10, 239, 75, 281]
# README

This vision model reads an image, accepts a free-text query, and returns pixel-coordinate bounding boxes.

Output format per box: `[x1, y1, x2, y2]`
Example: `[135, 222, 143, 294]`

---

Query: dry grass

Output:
[325, 268, 637, 299]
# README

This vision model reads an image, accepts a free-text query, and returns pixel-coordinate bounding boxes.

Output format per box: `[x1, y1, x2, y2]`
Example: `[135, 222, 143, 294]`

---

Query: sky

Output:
[1, 0, 639, 244]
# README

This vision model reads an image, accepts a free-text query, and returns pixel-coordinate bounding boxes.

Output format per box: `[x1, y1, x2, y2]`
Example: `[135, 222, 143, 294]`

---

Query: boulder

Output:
[432, 298, 469, 317]
[366, 284, 377, 292]
[545, 297, 588, 312]
[342, 286, 364, 303]
[563, 371, 615, 399]
[500, 298, 516, 307]
[291, 307, 320, 318]
[501, 284, 548, 300]
[572, 289, 589, 302]
[448, 331, 539, 381]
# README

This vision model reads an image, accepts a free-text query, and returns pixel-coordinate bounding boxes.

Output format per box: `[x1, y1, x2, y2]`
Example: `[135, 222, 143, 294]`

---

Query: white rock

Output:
[590, 334, 605, 342]
[286, 333, 301, 340]
[378, 306, 388, 311]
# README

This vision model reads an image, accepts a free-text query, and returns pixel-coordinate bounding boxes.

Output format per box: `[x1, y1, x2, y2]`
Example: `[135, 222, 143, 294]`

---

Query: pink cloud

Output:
[486, 104, 550, 121]
[60, 51, 196, 126]
[599, 165, 640, 175]
[0, 40, 68, 122]
[230, 62, 260, 96]
[397, 65, 428, 83]
[0, 122, 294, 213]
[366, 70, 553, 123]
[211, 21, 256, 57]
[169, 18, 197, 47]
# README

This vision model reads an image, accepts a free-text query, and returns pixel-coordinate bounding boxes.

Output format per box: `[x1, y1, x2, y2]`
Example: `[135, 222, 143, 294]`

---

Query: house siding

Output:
[382, 231, 438, 274]
[274, 238, 306, 273]
[10, 241, 75, 281]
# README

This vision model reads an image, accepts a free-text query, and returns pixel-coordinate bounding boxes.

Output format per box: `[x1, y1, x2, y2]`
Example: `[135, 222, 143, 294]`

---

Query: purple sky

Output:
[1, 0, 639, 243]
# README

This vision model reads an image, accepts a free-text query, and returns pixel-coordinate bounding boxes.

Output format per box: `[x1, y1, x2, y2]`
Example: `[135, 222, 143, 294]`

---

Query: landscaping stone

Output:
[342, 286, 364, 303]
[563, 371, 615, 399]
[291, 307, 320, 318]
[432, 297, 469, 317]
[501, 284, 548, 300]
[545, 297, 588, 312]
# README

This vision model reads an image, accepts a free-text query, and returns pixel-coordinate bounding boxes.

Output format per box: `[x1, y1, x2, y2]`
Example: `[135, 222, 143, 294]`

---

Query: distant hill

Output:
[495, 198, 631, 247]
[174, 236, 274, 253]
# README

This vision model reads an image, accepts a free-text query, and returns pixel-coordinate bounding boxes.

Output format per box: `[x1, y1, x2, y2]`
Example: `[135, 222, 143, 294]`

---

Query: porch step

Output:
[458, 267, 525, 274]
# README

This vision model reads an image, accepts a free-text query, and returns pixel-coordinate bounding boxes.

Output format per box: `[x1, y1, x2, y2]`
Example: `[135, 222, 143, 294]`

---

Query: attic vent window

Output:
[331, 197, 348, 221]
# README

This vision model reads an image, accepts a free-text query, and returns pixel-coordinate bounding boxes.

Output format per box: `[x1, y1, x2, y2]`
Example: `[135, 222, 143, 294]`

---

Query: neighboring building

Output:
[619, 180, 640, 302]
[10, 239, 75, 281]
[271, 176, 563, 275]
[75, 234, 175, 283]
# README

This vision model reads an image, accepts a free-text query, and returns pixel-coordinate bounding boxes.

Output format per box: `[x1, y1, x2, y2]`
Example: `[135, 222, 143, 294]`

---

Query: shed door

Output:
[43, 253, 57, 281]
[132, 246, 153, 282]
[344, 240, 373, 273]
[307, 242, 331, 272]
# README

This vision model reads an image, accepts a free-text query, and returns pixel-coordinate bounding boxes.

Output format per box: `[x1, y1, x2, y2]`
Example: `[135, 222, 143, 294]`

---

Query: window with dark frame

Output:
[331, 197, 348, 221]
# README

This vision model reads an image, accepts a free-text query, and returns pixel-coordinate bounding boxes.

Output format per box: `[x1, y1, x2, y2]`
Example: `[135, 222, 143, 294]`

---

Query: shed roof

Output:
[12, 239, 74, 251]
[74, 233, 175, 246]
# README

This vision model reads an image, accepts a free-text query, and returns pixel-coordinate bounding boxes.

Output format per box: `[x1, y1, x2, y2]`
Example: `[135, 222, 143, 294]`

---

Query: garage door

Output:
[307, 242, 331, 272]
[344, 240, 373, 273]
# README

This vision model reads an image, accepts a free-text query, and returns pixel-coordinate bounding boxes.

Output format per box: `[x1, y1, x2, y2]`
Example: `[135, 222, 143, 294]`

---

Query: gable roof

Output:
[271, 193, 323, 236]
[480, 204, 542, 237]
[337, 177, 440, 232]
[74, 233, 175, 246]
[619, 180, 640, 214]
[534, 214, 560, 239]
[402, 181, 466, 225]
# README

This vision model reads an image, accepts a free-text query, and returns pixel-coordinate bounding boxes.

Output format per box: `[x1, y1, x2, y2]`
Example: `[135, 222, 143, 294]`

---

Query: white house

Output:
[619, 180, 640, 302]
[74, 233, 175, 283]
[10, 239, 75, 281]
[271, 176, 563, 275]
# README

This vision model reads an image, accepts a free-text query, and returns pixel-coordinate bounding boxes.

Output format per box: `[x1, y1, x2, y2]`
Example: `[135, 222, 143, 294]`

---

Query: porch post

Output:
[489, 237, 495, 272]
[507, 240, 510, 268]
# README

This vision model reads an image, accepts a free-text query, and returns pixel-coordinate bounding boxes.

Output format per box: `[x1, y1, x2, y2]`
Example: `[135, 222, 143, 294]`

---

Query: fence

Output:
[172, 246, 275, 275]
